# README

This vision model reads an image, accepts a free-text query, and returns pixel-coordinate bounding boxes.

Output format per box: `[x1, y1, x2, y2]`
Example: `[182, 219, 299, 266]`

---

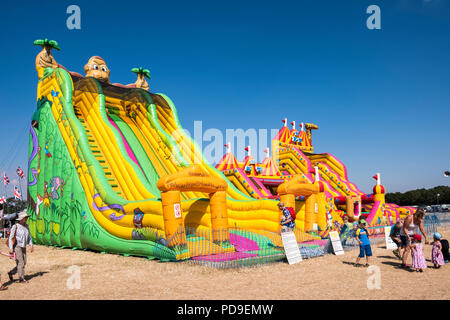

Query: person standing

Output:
[431, 232, 445, 268]
[411, 234, 427, 272]
[400, 208, 429, 268]
[8, 211, 34, 283]
[355, 219, 372, 267]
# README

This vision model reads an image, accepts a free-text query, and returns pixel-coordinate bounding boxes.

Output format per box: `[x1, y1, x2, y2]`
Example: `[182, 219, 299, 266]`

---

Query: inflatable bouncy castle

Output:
[27, 39, 413, 262]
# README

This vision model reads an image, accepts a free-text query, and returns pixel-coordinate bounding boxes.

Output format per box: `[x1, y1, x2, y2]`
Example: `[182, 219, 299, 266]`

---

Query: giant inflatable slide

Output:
[27, 39, 413, 262]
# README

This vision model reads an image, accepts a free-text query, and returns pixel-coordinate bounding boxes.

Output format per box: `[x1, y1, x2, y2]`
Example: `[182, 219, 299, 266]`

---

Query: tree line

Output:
[0, 198, 27, 214]
[386, 185, 450, 206]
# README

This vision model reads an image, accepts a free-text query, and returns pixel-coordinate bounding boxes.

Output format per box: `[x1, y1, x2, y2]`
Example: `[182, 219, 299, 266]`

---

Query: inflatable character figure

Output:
[43, 182, 50, 207]
[84, 56, 110, 83]
[49, 177, 62, 200]
[133, 208, 144, 229]
[36, 194, 44, 219]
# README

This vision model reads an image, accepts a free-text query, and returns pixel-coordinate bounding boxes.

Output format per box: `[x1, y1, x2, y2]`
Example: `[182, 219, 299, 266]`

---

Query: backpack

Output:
[5, 224, 17, 249]
[287, 207, 296, 221]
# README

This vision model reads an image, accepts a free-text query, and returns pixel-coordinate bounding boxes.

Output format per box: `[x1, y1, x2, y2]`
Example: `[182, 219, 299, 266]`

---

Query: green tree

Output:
[1, 198, 27, 214]
[386, 185, 450, 206]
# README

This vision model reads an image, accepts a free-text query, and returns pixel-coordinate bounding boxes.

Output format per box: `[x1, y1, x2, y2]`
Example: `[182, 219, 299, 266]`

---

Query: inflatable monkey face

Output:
[84, 56, 110, 83]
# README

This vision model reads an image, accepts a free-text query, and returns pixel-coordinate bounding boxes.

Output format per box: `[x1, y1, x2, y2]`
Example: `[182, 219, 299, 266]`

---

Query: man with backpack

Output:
[8, 210, 33, 283]
[278, 202, 296, 233]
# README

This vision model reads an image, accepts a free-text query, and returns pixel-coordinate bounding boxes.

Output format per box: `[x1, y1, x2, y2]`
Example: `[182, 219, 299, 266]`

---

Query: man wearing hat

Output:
[8, 210, 34, 283]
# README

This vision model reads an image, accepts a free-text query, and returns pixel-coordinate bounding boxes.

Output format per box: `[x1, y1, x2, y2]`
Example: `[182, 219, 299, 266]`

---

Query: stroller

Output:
[441, 239, 450, 263]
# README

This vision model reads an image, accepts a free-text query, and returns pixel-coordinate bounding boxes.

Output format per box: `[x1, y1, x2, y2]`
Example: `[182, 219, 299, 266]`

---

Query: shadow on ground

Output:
[3, 271, 48, 288]
[381, 261, 416, 272]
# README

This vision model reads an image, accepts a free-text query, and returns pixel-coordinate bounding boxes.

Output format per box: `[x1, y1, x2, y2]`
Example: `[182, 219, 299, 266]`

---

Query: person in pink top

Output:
[431, 232, 445, 269]
[411, 234, 427, 272]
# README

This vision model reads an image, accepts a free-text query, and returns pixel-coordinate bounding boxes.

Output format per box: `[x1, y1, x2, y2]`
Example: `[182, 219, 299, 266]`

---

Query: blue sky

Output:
[0, 0, 449, 197]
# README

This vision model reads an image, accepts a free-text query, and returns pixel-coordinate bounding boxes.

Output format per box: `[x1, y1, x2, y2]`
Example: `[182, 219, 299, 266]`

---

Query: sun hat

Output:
[412, 234, 422, 242]
[15, 210, 31, 221]
[433, 232, 442, 240]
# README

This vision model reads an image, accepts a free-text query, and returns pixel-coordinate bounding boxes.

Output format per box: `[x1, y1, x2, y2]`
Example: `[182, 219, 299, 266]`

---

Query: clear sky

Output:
[0, 0, 449, 197]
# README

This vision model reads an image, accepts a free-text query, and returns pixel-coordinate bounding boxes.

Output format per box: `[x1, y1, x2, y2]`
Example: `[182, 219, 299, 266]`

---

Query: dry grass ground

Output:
[0, 229, 449, 300]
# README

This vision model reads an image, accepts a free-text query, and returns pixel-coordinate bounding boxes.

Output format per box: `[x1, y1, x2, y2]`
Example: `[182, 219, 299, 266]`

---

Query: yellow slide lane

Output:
[277, 149, 341, 198]
[103, 96, 201, 200]
[73, 82, 154, 201]
[152, 97, 252, 201]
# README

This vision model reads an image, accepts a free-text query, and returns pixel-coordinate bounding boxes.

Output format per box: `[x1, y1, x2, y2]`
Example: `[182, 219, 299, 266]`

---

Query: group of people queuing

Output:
[389, 208, 449, 272]
[277, 202, 449, 271]
[340, 207, 449, 271]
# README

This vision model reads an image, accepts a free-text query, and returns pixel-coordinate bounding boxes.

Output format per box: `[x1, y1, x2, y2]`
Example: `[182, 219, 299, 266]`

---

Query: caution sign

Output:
[384, 226, 398, 250]
[329, 231, 344, 255]
[281, 231, 303, 265]
[174, 203, 182, 218]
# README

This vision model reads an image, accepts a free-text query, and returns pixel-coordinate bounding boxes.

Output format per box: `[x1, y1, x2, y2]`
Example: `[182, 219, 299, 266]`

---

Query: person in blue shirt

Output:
[278, 202, 295, 233]
[355, 219, 372, 267]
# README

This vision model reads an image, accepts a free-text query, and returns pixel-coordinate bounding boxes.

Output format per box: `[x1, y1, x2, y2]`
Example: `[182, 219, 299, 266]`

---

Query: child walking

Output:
[411, 234, 427, 272]
[355, 219, 372, 267]
[431, 232, 445, 268]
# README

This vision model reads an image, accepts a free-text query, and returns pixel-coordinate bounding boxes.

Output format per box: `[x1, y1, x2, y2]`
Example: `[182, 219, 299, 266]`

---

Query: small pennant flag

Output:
[3, 173, 9, 185]
[16, 167, 25, 179]
[224, 142, 231, 153]
[0, 197, 6, 204]
[14, 186, 21, 200]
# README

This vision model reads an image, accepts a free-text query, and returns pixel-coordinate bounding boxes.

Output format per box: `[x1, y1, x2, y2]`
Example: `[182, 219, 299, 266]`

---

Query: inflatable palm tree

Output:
[131, 67, 151, 91]
[34, 38, 60, 70]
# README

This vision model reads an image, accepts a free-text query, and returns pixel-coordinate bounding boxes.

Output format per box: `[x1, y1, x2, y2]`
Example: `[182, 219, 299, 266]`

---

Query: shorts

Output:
[392, 238, 402, 248]
[400, 235, 410, 247]
[281, 226, 294, 233]
[359, 244, 373, 258]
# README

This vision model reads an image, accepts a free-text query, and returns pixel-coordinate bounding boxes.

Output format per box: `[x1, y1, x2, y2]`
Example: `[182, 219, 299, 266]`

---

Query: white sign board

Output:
[329, 231, 344, 255]
[384, 226, 398, 250]
[281, 231, 303, 264]
[174, 203, 182, 218]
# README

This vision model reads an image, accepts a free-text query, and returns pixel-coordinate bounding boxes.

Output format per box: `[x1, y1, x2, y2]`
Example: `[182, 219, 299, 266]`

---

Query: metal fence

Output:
[164, 213, 449, 268]
[180, 226, 333, 269]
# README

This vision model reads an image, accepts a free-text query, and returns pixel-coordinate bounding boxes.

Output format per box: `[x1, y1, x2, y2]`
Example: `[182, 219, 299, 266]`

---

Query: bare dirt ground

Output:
[0, 229, 449, 300]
